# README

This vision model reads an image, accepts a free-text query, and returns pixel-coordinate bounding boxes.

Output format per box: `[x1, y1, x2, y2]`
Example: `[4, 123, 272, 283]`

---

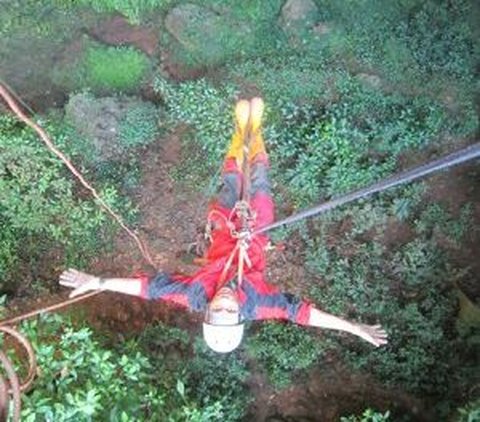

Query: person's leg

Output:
[248, 98, 274, 228]
[216, 100, 249, 210]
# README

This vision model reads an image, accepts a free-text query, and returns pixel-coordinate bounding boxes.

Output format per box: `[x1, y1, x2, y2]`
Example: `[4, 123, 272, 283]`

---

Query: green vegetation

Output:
[54, 44, 151, 93]
[457, 399, 480, 422]
[341, 409, 390, 422]
[1, 0, 479, 419]
[76, 0, 171, 24]
[0, 0, 82, 37]
[119, 102, 160, 148]
[160, 1, 286, 69]
[247, 322, 328, 387]
[83, 46, 150, 91]
[0, 115, 127, 292]
[14, 315, 249, 421]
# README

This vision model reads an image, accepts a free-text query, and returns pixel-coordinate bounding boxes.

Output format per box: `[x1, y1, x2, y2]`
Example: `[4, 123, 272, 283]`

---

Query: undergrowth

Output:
[1, 0, 479, 419]
[12, 316, 250, 421]
[0, 115, 129, 293]
[75, 0, 171, 24]
[53, 43, 151, 93]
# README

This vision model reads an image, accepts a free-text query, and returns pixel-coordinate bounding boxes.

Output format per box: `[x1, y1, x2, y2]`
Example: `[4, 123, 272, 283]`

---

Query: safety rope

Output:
[0, 290, 101, 327]
[0, 81, 161, 419]
[255, 142, 480, 235]
[0, 290, 102, 419]
[234, 113, 257, 286]
[0, 326, 38, 421]
[0, 83, 156, 268]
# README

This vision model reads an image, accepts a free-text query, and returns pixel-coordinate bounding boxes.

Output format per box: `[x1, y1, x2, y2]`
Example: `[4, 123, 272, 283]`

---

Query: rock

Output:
[313, 22, 331, 36]
[279, 0, 319, 40]
[65, 93, 159, 162]
[356, 73, 383, 89]
[164, 3, 251, 65]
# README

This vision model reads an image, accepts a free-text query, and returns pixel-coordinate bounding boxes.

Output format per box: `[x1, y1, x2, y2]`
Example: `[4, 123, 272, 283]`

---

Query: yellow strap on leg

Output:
[226, 100, 250, 166]
[226, 98, 266, 165]
[226, 132, 244, 166]
[248, 97, 265, 161]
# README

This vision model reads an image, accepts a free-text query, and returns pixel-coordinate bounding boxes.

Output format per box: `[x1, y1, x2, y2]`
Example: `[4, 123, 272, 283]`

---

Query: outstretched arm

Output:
[59, 268, 207, 312]
[308, 307, 388, 347]
[59, 268, 143, 298]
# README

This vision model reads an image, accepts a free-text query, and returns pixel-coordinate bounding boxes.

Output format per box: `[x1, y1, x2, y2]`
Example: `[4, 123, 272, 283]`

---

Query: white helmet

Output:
[202, 322, 244, 353]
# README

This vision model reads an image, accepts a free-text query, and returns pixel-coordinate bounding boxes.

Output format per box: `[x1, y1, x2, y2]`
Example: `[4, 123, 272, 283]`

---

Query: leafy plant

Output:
[16, 316, 250, 421]
[247, 322, 327, 388]
[457, 398, 480, 422]
[76, 0, 171, 24]
[185, 338, 250, 422]
[153, 77, 237, 181]
[83, 45, 150, 91]
[19, 315, 164, 421]
[341, 408, 391, 422]
[160, 0, 285, 69]
[415, 203, 474, 246]
[0, 115, 125, 288]
[119, 102, 160, 148]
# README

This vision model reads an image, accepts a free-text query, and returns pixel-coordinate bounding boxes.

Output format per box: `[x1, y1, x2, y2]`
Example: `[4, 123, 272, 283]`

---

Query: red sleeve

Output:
[255, 295, 312, 324]
[138, 274, 151, 299]
[241, 275, 312, 324]
[139, 272, 209, 312]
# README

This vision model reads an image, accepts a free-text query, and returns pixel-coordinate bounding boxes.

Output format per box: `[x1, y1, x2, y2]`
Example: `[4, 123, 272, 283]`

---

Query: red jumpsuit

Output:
[139, 153, 312, 325]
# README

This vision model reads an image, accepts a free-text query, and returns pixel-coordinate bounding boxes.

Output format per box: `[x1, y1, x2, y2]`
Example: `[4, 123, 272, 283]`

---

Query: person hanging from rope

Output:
[59, 97, 388, 353]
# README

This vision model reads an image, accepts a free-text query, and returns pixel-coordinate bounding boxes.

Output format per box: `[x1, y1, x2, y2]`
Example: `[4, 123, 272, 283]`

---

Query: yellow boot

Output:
[248, 97, 266, 161]
[226, 99, 250, 167]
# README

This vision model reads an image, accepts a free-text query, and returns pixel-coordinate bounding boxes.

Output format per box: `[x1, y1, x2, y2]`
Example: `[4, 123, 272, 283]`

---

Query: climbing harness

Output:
[228, 111, 258, 287]
[207, 111, 259, 289]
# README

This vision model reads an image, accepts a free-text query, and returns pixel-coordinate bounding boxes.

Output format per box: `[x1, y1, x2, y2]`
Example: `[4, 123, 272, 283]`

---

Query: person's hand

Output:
[59, 268, 102, 298]
[354, 323, 388, 347]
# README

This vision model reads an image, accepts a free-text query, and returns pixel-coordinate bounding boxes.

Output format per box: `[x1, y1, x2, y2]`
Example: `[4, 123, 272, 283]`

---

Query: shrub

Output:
[19, 315, 164, 421]
[185, 338, 250, 422]
[6, 301, 245, 419]
[456, 399, 480, 422]
[76, 0, 171, 24]
[118, 102, 160, 148]
[0, 115, 125, 288]
[247, 322, 327, 388]
[153, 77, 237, 185]
[303, 197, 475, 416]
[0, 223, 19, 292]
[11, 316, 249, 421]
[84, 45, 150, 91]
[341, 409, 391, 422]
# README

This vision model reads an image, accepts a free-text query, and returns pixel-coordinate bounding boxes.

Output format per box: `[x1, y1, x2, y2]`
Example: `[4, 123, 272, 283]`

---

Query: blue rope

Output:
[255, 142, 480, 234]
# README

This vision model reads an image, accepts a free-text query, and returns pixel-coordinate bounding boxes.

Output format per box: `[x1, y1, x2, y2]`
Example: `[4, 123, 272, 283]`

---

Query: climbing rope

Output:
[0, 83, 156, 268]
[0, 326, 38, 421]
[0, 290, 101, 327]
[0, 289, 103, 420]
[0, 81, 159, 418]
[234, 115, 256, 286]
[255, 142, 480, 235]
